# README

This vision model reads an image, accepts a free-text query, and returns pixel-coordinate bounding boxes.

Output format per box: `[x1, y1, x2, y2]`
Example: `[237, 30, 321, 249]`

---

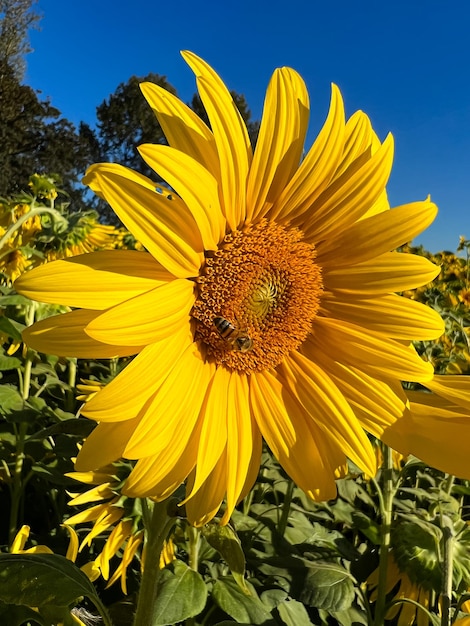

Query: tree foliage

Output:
[90, 73, 259, 222]
[0, 60, 95, 203]
[95, 73, 177, 178]
[0, 0, 41, 79]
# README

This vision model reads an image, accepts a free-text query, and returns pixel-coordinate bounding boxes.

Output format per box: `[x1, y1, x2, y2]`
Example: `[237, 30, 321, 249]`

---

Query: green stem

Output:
[0, 206, 65, 252]
[65, 358, 77, 412]
[187, 526, 201, 571]
[440, 515, 454, 626]
[8, 422, 27, 545]
[373, 445, 396, 626]
[278, 478, 294, 537]
[132, 499, 174, 626]
[9, 303, 37, 544]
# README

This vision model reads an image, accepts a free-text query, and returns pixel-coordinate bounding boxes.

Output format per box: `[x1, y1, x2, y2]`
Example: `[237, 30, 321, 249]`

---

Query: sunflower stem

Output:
[132, 499, 172, 626]
[187, 525, 201, 571]
[0, 205, 65, 252]
[9, 303, 36, 543]
[278, 478, 294, 537]
[440, 514, 454, 626]
[373, 445, 395, 626]
[66, 358, 77, 412]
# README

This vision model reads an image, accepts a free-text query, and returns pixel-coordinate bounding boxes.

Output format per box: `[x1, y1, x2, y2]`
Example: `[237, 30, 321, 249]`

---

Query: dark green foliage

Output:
[95, 73, 176, 176]
[0, 0, 41, 80]
[0, 61, 94, 204]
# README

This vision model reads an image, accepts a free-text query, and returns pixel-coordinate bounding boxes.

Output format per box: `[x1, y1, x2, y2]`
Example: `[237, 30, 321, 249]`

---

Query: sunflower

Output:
[367, 554, 432, 626]
[15, 51, 446, 526]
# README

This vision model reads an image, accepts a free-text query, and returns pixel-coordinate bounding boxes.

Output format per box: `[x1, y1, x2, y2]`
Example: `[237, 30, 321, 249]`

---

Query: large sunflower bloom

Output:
[15, 52, 446, 526]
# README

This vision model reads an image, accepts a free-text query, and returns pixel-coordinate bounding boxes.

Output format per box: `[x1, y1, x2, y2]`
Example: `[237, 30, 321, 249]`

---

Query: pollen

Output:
[192, 219, 323, 372]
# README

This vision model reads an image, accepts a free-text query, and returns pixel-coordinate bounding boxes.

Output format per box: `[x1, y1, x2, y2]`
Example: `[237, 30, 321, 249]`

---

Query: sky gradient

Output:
[26, 0, 470, 253]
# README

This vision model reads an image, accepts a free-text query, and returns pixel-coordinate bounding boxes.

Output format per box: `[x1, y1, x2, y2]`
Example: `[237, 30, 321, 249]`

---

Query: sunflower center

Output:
[192, 219, 323, 373]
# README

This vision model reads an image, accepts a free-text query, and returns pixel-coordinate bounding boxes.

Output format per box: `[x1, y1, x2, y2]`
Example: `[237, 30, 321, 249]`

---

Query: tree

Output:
[95, 73, 177, 178]
[0, 0, 41, 80]
[91, 74, 260, 222]
[0, 60, 95, 202]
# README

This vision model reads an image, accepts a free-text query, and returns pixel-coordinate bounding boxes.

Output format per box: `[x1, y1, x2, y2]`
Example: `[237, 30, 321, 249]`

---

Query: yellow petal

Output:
[384, 394, 470, 480]
[307, 317, 434, 383]
[247, 67, 309, 222]
[186, 367, 230, 498]
[83, 163, 203, 277]
[223, 373, 254, 523]
[140, 81, 220, 178]
[234, 414, 263, 505]
[66, 502, 109, 525]
[138, 144, 225, 247]
[311, 352, 407, 438]
[82, 324, 192, 422]
[63, 524, 79, 562]
[302, 133, 394, 242]
[23, 309, 144, 358]
[323, 251, 440, 295]
[185, 457, 227, 527]
[321, 293, 444, 340]
[99, 520, 133, 580]
[85, 279, 194, 346]
[123, 343, 214, 458]
[249, 369, 297, 458]
[75, 418, 141, 471]
[335, 111, 373, 178]
[269, 83, 345, 223]
[196, 76, 250, 231]
[281, 352, 376, 476]
[182, 50, 252, 231]
[425, 375, 470, 411]
[124, 440, 196, 500]
[15, 250, 171, 310]
[11, 525, 30, 552]
[68, 483, 113, 506]
[250, 371, 341, 500]
[317, 199, 438, 267]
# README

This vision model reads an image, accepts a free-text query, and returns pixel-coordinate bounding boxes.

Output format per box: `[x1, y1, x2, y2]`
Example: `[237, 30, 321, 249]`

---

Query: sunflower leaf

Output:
[201, 522, 247, 591]
[212, 578, 272, 624]
[0, 553, 98, 607]
[277, 598, 314, 625]
[0, 601, 48, 626]
[151, 560, 207, 625]
[300, 562, 355, 611]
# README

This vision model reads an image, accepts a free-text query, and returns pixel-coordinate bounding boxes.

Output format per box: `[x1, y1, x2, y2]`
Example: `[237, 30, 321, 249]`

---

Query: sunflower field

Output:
[2, 53, 470, 626]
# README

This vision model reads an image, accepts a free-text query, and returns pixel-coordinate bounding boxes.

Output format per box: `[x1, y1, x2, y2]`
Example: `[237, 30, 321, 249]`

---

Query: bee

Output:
[213, 316, 253, 352]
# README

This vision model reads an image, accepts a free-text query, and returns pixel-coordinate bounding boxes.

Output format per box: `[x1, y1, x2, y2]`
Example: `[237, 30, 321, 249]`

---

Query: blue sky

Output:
[26, 0, 470, 253]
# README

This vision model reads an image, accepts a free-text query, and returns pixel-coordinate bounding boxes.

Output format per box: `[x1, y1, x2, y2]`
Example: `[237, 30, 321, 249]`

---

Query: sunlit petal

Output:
[85, 279, 195, 346]
[15, 250, 171, 309]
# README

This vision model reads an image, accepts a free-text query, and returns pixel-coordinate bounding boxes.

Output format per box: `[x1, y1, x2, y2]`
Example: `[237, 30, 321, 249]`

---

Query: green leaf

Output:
[0, 294, 32, 307]
[278, 599, 314, 626]
[0, 316, 24, 341]
[0, 386, 24, 415]
[0, 355, 22, 370]
[27, 418, 95, 442]
[202, 522, 247, 591]
[329, 606, 369, 626]
[212, 578, 272, 624]
[151, 560, 207, 625]
[300, 562, 355, 611]
[0, 553, 98, 608]
[0, 601, 46, 625]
